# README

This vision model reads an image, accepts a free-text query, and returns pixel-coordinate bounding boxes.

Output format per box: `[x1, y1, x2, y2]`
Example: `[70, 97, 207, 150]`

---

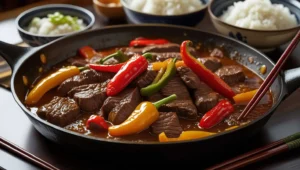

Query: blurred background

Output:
[0, 0, 92, 12]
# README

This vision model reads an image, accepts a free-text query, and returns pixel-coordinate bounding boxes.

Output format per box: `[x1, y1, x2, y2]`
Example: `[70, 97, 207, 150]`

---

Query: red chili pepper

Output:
[89, 63, 124, 73]
[199, 100, 234, 129]
[79, 46, 97, 59]
[129, 38, 169, 47]
[86, 115, 109, 131]
[180, 40, 235, 99]
[107, 54, 148, 96]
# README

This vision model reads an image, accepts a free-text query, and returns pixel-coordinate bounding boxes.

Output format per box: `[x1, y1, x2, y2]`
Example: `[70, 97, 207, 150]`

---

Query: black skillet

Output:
[1, 25, 300, 161]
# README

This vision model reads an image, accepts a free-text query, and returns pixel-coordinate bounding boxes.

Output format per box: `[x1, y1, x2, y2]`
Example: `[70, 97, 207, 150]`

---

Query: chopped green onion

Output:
[47, 12, 81, 30]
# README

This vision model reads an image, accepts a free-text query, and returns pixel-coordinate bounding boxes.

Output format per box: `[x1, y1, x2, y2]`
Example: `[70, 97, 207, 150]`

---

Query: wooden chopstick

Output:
[0, 137, 59, 170]
[238, 30, 300, 120]
[207, 132, 300, 170]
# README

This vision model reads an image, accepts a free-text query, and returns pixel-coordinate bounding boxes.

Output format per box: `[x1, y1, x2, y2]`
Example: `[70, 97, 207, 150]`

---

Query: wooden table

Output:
[1, 5, 300, 170]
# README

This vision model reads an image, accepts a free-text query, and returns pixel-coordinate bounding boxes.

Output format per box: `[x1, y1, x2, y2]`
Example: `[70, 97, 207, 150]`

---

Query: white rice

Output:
[220, 0, 298, 30]
[128, 0, 205, 16]
[27, 14, 86, 36]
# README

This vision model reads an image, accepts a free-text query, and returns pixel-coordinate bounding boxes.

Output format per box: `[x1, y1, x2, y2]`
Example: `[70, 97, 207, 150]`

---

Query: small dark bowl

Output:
[16, 4, 95, 47]
[121, 0, 210, 26]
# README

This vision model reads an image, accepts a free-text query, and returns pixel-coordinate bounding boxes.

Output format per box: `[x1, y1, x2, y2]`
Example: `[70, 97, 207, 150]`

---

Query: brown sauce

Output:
[26, 46, 273, 142]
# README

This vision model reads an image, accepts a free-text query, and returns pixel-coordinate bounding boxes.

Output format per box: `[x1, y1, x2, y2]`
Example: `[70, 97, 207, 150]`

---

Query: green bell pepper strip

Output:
[98, 50, 128, 64]
[140, 58, 177, 96]
[152, 67, 166, 85]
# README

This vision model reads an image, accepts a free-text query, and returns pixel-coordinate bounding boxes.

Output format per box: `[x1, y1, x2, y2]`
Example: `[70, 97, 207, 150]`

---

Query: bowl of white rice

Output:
[208, 0, 300, 51]
[121, 0, 210, 26]
[16, 4, 95, 47]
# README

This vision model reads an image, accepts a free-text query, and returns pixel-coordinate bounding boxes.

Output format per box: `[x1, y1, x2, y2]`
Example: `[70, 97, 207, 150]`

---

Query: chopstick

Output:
[238, 30, 300, 120]
[207, 132, 300, 170]
[0, 137, 59, 170]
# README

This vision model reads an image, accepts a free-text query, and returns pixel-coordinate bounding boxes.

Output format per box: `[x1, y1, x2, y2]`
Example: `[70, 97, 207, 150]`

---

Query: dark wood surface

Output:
[1, 5, 300, 170]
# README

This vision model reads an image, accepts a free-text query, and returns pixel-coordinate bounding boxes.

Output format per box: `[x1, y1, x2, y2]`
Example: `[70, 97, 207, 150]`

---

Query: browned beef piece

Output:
[195, 81, 214, 96]
[152, 52, 182, 61]
[160, 77, 191, 99]
[124, 47, 144, 57]
[151, 112, 183, 138]
[195, 92, 220, 114]
[215, 66, 246, 85]
[210, 48, 224, 58]
[142, 43, 180, 53]
[160, 100, 198, 120]
[136, 70, 157, 88]
[160, 77, 198, 119]
[176, 67, 220, 114]
[57, 70, 114, 96]
[37, 96, 80, 127]
[147, 92, 164, 102]
[89, 55, 102, 64]
[177, 67, 201, 90]
[99, 88, 133, 118]
[108, 88, 142, 125]
[68, 83, 107, 112]
[67, 58, 88, 67]
[198, 57, 222, 72]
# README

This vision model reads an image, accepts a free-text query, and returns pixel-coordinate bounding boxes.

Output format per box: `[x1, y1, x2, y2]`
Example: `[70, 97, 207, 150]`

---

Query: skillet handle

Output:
[0, 41, 33, 90]
[0, 41, 32, 70]
[284, 67, 300, 95]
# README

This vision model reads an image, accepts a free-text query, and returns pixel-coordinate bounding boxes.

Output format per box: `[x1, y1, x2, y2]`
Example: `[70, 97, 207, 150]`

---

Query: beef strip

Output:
[151, 112, 183, 138]
[108, 88, 142, 125]
[136, 70, 157, 88]
[215, 65, 246, 85]
[160, 77, 198, 119]
[210, 48, 224, 58]
[147, 92, 164, 102]
[68, 83, 107, 112]
[194, 92, 220, 114]
[142, 43, 180, 53]
[124, 47, 144, 57]
[160, 100, 198, 120]
[89, 55, 102, 64]
[198, 57, 222, 72]
[57, 69, 114, 96]
[67, 58, 88, 67]
[99, 88, 134, 118]
[37, 96, 80, 127]
[177, 67, 221, 114]
[160, 77, 191, 99]
[177, 66, 201, 90]
[152, 52, 182, 61]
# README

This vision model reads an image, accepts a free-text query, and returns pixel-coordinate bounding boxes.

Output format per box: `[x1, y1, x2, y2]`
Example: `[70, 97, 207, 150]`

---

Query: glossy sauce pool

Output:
[27, 47, 273, 142]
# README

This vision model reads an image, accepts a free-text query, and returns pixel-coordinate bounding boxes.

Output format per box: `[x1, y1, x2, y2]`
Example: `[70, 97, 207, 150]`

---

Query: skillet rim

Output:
[10, 24, 286, 145]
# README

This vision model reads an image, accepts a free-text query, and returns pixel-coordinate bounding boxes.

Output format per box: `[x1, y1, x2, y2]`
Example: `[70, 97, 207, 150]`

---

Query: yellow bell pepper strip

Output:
[109, 94, 177, 137]
[25, 66, 80, 105]
[140, 58, 177, 96]
[159, 131, 216, 142]
[175, 60, 186, 68]
[151, 59, 186, 71]
[151, 59, 171, 71]
[233, 89, 258, 105]
[225, 126, 239, 131]
[180, 40, 235, 99]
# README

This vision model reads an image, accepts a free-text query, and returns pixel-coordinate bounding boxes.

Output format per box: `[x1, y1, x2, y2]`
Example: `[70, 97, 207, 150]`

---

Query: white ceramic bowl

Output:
[208, 0, 300, 51]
